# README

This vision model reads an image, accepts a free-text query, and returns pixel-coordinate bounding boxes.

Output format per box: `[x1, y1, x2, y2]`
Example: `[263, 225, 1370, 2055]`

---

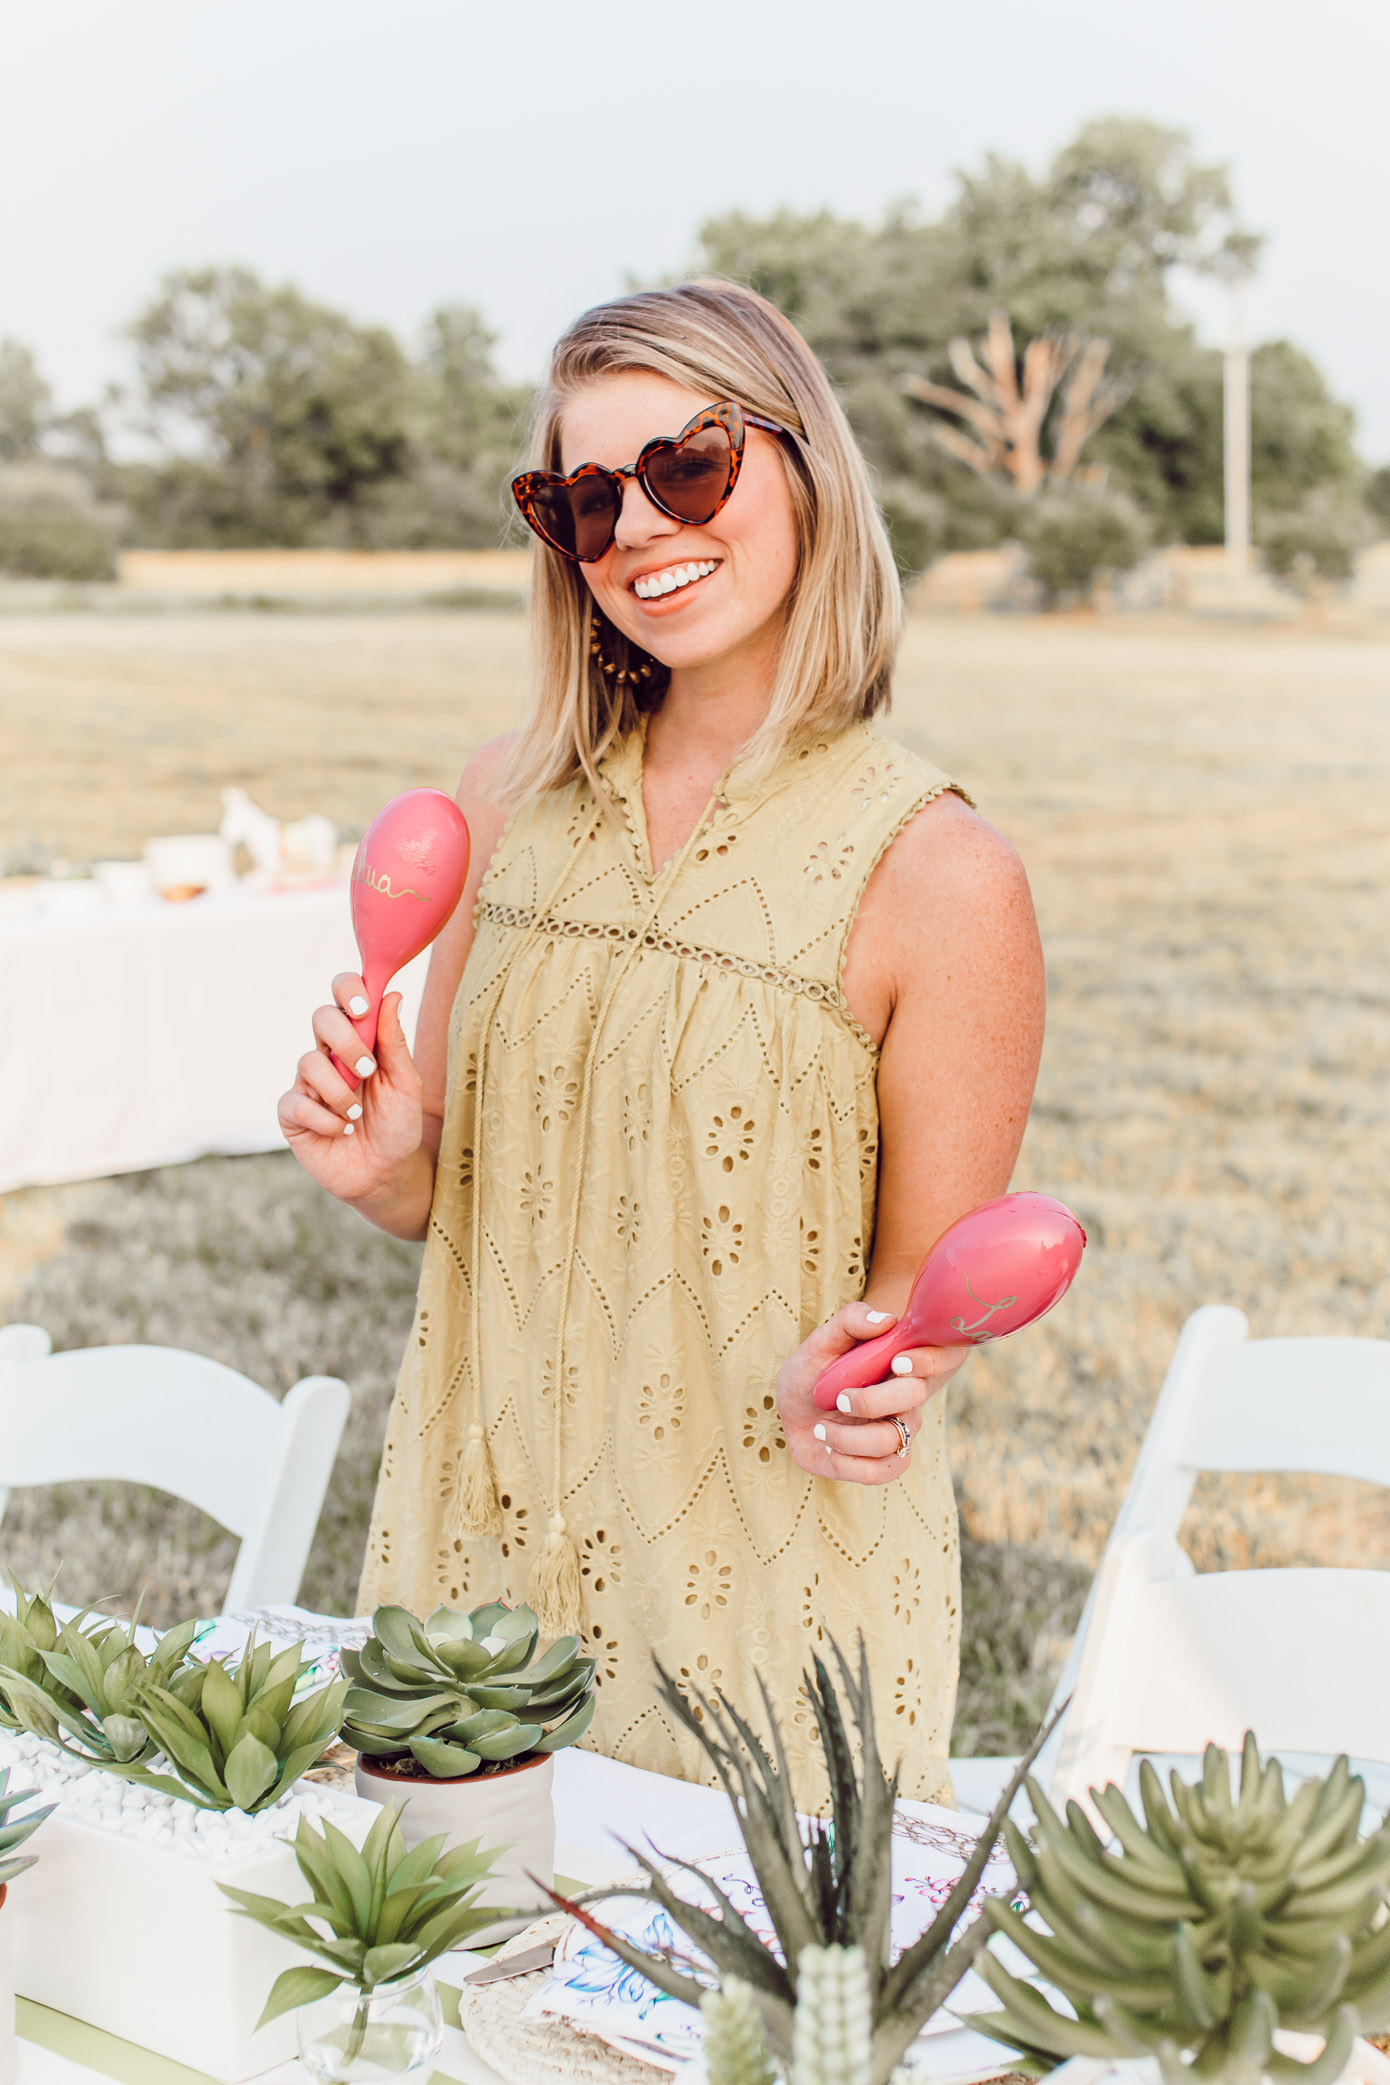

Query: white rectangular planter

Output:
[12, 1792, 382, 2083]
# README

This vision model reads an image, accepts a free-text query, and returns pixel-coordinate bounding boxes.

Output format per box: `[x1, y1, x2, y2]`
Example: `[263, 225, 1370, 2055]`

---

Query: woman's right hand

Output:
[278, 975, 424, 1207]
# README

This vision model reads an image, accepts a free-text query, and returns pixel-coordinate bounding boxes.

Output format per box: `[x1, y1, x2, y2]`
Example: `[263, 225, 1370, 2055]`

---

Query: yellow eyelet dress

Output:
[359, 719, 969, 1805]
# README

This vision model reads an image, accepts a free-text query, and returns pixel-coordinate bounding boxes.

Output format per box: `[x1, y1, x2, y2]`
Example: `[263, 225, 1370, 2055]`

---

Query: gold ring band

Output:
[892, 1416, 911, 1458]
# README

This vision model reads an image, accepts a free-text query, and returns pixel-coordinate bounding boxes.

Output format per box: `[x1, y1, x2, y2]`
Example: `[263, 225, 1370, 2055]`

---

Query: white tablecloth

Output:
[0, 884, 428, 1193]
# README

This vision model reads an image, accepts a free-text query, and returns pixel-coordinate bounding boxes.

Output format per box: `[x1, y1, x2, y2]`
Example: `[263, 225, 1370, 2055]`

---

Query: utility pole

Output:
[1223, 276, 1251, 583]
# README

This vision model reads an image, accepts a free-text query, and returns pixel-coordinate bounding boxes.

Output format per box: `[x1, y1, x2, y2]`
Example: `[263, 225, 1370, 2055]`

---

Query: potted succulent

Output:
[0, 1603, 199, 1773]
[971, 1734, 1390, 2085]
[0, 1768, 54, 2085]
[340, 1601, 595, 1943]
[130, 1633, 348, 1812]
[221, 1800, 502, 2083]
[547, 1638, 1055, 2085]
[0, 1614, 345, 1814]
[0, 1585, 372, 2079]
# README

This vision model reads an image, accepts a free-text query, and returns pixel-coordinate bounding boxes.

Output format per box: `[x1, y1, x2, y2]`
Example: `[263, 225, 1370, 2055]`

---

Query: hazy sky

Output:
[4, 0, 1388, 457]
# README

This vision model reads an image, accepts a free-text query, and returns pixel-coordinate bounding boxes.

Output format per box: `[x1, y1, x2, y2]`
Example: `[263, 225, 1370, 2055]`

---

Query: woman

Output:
[279, 280, 1043, 1805]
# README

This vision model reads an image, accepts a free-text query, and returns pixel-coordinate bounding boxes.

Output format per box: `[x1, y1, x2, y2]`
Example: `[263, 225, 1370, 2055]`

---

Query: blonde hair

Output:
[496, 278, 903, 805]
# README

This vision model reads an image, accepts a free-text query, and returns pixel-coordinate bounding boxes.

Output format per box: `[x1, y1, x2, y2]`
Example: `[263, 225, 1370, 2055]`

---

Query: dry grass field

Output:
[2, 604, 1388, 1749]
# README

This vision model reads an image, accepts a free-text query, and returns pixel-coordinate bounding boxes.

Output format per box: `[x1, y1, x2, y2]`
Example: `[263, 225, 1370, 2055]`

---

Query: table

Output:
[0, 884, 429, 1194]
[8, 1746, 1014, 2085]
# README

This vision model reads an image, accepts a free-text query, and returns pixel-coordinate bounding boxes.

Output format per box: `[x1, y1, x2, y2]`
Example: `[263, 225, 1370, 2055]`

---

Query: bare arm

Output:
[277, 736, 517, 1240]
[776, 792, 1045, 1482]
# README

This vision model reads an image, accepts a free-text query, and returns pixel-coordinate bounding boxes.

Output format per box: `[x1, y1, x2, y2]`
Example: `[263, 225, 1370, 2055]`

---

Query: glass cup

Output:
[296, 1965, 443, 2083]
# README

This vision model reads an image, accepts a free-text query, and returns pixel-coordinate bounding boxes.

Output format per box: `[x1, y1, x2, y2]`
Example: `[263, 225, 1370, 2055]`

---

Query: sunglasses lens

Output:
[644, 424, 734, 523]
[529, 474, 620, 560]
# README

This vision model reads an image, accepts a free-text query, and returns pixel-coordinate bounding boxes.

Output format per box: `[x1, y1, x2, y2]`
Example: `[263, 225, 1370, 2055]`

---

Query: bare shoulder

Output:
[456, 734, 520, 866]
[858, 788, 1035, 948]
[844, 788, 1040, 1037]
[457, 733, 518, 819]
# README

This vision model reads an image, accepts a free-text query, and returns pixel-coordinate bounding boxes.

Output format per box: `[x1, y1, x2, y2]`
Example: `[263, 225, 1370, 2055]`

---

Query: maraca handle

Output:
[813, 1324, 918, 1409]
[328, 1004, 379, 1092]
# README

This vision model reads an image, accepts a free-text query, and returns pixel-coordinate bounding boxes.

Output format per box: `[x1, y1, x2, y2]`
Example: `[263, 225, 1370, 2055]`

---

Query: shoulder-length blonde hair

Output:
[495, 278, 903, 806]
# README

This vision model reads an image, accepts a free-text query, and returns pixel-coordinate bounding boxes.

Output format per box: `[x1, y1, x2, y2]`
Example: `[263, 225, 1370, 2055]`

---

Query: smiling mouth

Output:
[631, 559, 720, 601]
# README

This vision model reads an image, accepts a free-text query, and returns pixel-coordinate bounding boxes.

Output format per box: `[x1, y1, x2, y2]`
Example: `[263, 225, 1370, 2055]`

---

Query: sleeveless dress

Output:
[359, 718, 968, 1805]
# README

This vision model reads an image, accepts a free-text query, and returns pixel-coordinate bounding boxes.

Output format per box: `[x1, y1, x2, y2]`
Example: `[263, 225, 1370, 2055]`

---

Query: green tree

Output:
[0, 340, 51, 462]
[126, 267, 414, 546]
[1367, 465, 1390, 537]
[692, 119, 1360, 570]
[352, 304, 530, 549]
[1249, 340, 1360, 510]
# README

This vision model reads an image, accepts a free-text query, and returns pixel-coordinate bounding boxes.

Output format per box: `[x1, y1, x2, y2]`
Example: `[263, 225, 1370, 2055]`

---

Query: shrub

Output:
[0, 465, 122, 581]
[1020, 485, 1150, 608]
[1258, 490, 1371, 594]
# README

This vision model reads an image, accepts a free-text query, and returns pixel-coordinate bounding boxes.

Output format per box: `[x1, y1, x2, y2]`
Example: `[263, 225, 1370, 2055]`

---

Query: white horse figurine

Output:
[221, 788, 337, 880]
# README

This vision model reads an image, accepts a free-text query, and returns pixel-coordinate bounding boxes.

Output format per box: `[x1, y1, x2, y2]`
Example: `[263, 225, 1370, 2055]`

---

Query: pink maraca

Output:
[812, 1191, 1085, 1410]
[331, 789, 470, 1088]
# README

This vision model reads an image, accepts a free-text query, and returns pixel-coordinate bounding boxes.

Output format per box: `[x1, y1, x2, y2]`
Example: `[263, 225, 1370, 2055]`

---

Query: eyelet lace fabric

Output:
[360, 720, 969, 1806]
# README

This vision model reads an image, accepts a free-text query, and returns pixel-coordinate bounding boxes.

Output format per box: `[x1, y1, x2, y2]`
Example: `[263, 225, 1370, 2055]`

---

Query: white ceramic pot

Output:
[11, 1796, 382, 2082]
[354, 1753, 556, 1947]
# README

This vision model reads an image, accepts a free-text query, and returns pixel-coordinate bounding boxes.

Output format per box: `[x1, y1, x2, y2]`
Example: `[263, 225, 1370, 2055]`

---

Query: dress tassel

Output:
[529, 1513, 583, 1636]
[449, 1423, 502, 1539]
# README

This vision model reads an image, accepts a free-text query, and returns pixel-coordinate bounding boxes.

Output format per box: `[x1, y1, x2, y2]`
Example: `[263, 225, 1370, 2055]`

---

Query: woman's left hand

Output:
[774, 1302, 967, 1484]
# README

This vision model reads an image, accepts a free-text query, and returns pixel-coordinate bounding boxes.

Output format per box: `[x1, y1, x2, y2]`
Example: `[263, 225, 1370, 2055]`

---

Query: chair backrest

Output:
[0, 1330, 349, 1612]
[1115, 1305, 1390, 1543]
[1050, 1528, 1390, 1811]
[1041, 1306, 1390, 1756]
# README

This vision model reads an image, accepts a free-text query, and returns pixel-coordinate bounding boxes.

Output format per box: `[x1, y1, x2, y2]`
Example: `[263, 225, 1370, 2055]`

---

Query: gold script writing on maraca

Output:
[353, 858, 427, 901]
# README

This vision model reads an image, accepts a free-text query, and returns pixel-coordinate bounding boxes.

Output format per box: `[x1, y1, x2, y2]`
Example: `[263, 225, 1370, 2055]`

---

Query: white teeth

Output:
[633, 559, 717, 600]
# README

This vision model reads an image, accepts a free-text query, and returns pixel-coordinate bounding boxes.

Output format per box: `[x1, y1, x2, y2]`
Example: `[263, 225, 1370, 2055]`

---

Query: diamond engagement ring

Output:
[892, 1416, 912, 1458]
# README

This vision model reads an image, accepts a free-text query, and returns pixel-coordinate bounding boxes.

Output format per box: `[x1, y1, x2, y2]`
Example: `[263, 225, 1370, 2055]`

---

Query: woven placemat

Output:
[453, 1913, 672, 2084]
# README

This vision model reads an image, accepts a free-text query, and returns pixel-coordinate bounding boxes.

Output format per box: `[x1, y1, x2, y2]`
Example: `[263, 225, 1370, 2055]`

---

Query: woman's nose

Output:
[612, 472, 680, 550]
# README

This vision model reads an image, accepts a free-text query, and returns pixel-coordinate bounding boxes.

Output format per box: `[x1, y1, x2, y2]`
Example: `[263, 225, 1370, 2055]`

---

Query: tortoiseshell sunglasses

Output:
[511, 400, 789, 563]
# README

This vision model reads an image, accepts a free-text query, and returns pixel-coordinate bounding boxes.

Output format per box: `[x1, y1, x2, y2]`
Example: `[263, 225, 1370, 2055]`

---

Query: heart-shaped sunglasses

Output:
[511, 400, 789, 564]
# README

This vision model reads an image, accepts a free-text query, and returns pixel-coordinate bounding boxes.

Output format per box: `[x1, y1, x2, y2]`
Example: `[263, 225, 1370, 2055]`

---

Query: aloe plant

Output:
[548, 1639, 1055, 2085]
[132, 1634, 347, 1813]
[0, 1609, 198, 1768]
[339, 1602, 595, 1779]
[973, 1735, 1390, 2085]
[221, 1801, 503, 2046]
[0, 1766, 55, 1889]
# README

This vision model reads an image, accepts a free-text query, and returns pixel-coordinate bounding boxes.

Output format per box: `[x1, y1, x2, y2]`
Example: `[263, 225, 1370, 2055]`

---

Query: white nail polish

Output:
[342, 1122, 356, 1136]
[813, 1423, 827, 1442]
[836, 1393, 852, 1414]
[349, 995, 369, 1017]
[866, 1309, 892, 1324]
[347, 1104, 363, 1121]
[355, 1056, 376, 1077]
[891, 1353, 915, 1377]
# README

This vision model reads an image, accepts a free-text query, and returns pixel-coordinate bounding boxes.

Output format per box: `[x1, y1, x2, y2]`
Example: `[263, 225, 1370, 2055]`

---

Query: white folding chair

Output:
[1048, 1306, 1390, 1712]
[0, 1324, 349, 1611]
[1049, 1527, 1390, 1814]
[950, 1306, 1390, 1815]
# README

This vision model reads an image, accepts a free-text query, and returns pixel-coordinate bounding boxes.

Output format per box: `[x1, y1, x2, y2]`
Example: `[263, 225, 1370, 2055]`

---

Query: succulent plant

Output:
[0, 1765, 55, 1889]
[339, 1602, 596, 1778]
[703, 1949, 873, 2085]
[548, 1639, 1055, 2085]
[132, 1634, 348, 1813]
[973, 1734, 1390, 2085]
[701, 1978, 778, 2085]
[0, 1608, 198, 1769]
[0, 1576, 75, 1730]
[221, 1800, 503, 2042]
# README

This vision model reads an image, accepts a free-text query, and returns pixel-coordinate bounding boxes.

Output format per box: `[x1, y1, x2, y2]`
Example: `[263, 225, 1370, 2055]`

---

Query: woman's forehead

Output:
[558, 372, 711, 471]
